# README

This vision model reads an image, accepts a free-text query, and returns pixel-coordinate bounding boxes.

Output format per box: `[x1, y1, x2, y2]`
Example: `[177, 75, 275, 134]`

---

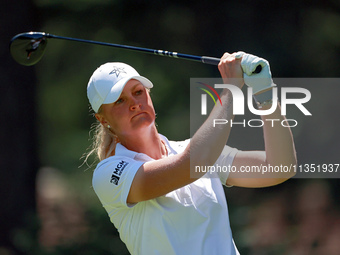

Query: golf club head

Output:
[10, 32, 48, 66]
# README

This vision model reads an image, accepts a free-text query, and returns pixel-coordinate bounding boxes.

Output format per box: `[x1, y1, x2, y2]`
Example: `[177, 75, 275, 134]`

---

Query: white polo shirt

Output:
[92, 135, 240, 255]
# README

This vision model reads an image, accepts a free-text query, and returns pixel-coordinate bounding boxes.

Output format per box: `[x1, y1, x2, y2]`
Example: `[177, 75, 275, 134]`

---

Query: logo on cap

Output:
[109, 66, 127, 77]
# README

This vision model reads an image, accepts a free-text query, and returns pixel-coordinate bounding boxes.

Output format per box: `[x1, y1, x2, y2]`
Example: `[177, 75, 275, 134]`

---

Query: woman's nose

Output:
[129, 97, 141, 111]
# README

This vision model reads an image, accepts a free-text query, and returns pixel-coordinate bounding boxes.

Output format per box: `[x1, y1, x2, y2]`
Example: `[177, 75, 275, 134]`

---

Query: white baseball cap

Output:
[87, 62, 153, 112]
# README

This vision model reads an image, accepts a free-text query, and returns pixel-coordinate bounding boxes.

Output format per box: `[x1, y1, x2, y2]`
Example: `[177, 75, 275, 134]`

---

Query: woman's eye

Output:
[115, 98, 124, 104]
[135, 89, 143, 95]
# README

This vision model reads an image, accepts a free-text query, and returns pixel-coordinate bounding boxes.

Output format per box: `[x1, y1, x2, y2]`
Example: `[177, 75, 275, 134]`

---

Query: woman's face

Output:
[96, 79, 156, 141]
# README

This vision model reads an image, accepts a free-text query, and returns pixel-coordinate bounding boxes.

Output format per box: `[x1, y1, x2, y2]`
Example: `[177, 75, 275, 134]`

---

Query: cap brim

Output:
[102, 75, 153, 105]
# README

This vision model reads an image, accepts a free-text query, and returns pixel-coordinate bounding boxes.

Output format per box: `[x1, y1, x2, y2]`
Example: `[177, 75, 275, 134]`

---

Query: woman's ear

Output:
[95, 113, 108, 126]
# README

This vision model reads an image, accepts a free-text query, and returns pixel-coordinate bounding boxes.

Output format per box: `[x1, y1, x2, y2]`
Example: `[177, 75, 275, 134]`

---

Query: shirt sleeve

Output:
[214, 145, 239, 186]
[92, 156, 144, 209]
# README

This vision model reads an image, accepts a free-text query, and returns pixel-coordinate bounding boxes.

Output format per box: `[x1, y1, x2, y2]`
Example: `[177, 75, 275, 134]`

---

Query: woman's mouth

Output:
[132, 112, 146, 119]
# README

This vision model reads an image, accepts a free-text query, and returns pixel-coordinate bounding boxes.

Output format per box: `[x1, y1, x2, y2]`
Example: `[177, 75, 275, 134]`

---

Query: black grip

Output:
[201, 56, 262, 74]
[201, 56, 221, 65]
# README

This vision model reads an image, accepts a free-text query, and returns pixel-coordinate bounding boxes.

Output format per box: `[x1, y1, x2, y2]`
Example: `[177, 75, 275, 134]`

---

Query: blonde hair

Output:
[83, 107, 118, 166]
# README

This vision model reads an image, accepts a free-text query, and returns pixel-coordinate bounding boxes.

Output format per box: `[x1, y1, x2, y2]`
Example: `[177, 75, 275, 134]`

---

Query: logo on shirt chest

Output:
[110, 160, 129, 185]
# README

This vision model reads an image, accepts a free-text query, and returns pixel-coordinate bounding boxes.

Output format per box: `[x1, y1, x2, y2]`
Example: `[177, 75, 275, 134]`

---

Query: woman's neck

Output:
[119, 125, 167, 160]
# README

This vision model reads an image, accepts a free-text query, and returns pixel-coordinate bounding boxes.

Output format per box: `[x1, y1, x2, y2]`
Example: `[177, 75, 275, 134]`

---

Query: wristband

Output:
[253, 88, 275, 109]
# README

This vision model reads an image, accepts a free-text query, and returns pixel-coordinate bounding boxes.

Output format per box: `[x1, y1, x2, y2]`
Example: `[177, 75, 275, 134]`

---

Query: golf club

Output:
[10, 31, 262, 73]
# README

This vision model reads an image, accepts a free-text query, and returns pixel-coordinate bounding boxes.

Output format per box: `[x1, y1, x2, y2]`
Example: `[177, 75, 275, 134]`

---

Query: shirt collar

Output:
[114, 134, 172, 161]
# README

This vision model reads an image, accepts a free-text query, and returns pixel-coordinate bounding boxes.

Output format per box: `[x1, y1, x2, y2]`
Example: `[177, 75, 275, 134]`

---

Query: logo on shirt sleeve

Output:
[110, 160, 129, 185]
[110, 175, 120, 185]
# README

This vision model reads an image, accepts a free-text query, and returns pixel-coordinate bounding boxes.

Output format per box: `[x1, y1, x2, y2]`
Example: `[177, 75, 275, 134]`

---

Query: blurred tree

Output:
[0, 0, 40, 254]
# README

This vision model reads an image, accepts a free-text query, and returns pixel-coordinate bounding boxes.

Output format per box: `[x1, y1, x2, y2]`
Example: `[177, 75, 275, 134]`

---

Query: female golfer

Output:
[86, 52, 296, 255]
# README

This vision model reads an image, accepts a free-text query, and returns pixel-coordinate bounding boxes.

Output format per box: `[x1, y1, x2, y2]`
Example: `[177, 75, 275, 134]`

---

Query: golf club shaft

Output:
[11, 31, 261, 72]
[45, 33, 221, 65]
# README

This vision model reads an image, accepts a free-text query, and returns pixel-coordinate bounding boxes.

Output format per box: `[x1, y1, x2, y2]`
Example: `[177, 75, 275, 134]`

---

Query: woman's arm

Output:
[227, 102, 297, 188]
[127, 52, 242, 203]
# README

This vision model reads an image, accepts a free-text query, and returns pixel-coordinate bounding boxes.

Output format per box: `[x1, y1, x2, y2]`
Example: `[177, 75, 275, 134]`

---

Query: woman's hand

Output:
[218, 52, 244, 88]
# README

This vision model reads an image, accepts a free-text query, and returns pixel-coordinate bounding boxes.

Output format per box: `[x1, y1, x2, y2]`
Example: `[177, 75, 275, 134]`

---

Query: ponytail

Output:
[83, 111, 117, 166]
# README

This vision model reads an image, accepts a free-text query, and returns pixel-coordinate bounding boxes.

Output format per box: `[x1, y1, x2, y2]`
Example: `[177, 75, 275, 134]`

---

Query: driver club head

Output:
[10, 32, 48, 66]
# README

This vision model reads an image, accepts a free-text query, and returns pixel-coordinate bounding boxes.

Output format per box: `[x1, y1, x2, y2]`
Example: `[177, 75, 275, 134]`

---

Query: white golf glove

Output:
[236, 52, 276, 95]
